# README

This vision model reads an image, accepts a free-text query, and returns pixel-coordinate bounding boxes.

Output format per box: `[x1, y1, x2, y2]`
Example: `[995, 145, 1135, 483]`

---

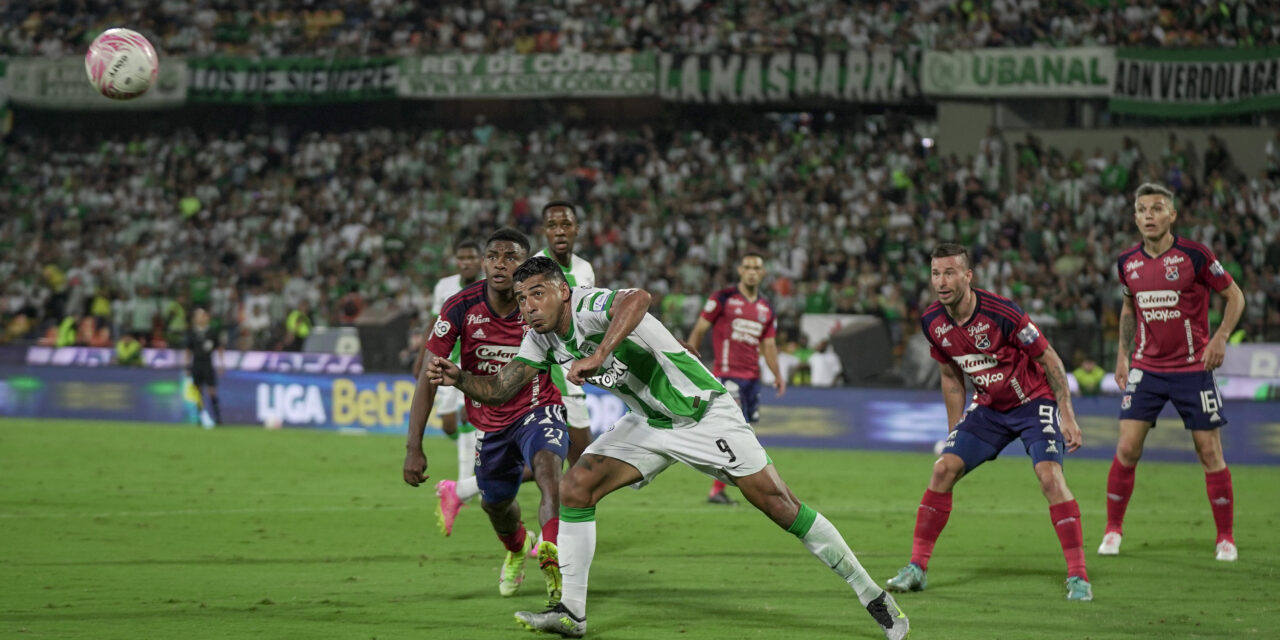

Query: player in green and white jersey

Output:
[424, 256, 909, 640]
[538, 201, 596, 467]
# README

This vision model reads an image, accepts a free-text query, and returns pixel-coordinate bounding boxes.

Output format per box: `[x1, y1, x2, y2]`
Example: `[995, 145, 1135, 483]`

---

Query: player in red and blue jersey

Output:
[1101, 183, 1246, 562]
[886, 243, 1093, 602]
[687, 253, 785, 505]
[403, 228, 567, 605]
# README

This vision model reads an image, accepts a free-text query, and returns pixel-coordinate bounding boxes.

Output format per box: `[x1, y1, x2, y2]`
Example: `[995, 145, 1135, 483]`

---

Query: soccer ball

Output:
[84, 28, 159, 100]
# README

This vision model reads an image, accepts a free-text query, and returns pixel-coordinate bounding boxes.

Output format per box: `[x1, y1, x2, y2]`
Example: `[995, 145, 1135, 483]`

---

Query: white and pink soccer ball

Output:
[84, 28, 159, 100]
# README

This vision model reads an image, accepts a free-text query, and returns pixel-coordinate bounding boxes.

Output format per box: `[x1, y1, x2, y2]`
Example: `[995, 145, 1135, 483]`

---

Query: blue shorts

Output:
[1119, 368, 1227, 430]
[720, 377, 761, 423]
[475, 405, 569, 504]
[941, 398, 1065, 472]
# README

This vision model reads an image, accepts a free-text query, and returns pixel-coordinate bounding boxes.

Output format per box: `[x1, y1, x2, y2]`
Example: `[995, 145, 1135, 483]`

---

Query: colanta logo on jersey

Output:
[1135, 290, 1179, 308]
[952, 353, 998, 373]
[1136, 290, 1182, 322]
[474, 345, 519, 373]
[731, 318, 765, 344]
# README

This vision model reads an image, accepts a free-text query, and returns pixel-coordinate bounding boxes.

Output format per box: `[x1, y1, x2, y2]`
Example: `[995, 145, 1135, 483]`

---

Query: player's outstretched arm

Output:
[404, 358, 441, 487]
[1204, 281, 1246, 371]
[567, 288, 652, 385]
[1035, 345, 1082, 452]
[686, 316, 712, 359]
[455, 360, 539, 406]
[938, 361, 967, 430]
[1115, 294, 1136, 389]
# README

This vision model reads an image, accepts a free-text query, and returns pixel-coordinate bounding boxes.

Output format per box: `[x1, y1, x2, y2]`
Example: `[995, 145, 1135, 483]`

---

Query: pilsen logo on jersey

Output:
[1163, 255, 1185, 266]
[1165, 266, 1179, 281]
[756, 303, 769, 323]
[1125, 259, 1145, 272]
[967, 322, 991, 337]
[934, 324, 955, 337]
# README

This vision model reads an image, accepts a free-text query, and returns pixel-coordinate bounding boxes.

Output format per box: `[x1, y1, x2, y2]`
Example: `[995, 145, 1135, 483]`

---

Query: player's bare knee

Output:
[929, 457, 963, 491]
[1193, 439, 1226, 470]
[559, 468, 596, 509]
[1115, 439, 1143, 466]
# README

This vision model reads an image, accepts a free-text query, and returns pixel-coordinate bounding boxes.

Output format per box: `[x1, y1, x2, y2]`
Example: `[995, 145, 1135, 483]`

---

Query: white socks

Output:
[795, 508, 881, 607]
[558, 512, 597, 617]
[456, 430, 480, 501]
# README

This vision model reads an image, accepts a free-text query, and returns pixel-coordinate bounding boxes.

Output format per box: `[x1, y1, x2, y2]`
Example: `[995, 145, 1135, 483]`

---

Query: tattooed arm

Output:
[455, 360, 539, 406]
[938, 361, 968, 431]
[1115, 293, 1136, 390]
[1035, 345, 1082, 452]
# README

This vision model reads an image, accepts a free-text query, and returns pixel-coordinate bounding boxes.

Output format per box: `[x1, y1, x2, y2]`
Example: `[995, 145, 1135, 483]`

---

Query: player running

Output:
[419, 240, 482, 535]
[1100, 183, 1246, 561]
[538, 200, 596, 466]
[426, 256, 909, 639]
[403, 229, 566, 605]
[886, 243, 1093, 602]
[687, 253, 785, 505]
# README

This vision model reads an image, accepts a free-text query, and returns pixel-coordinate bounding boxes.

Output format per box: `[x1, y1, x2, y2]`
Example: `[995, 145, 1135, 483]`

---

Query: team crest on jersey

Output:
[974, 334, 991, 350]
[433, 318, 451, 338]
[1165, 266, 1179, 281]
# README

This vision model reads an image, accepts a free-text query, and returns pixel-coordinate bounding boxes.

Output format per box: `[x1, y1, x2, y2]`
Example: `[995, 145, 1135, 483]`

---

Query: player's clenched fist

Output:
[426, 356, 461, 386]
[403, 448, 429, 486]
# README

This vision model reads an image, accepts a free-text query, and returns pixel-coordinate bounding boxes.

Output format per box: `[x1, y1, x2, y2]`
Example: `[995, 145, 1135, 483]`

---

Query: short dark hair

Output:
[931, 243, 970, 268]
[514, 256, 568, 285]
[1134, 182, 1176, 208]
[740, 252, 765, 264]
[541, 200, 579, 222]
[485, 227, 531, 255]
[456, 240, 481, 254]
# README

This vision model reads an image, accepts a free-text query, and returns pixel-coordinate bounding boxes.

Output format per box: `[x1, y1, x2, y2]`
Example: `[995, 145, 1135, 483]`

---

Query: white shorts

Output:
[563, 394, 590, 430]
[584, 395, 769, 488]
[434, 385, 464, 416]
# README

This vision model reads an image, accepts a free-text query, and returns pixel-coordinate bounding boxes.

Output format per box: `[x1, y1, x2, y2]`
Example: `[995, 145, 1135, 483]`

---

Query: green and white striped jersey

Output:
[515, 287, 726, 429]
[538, 249, 595, 288]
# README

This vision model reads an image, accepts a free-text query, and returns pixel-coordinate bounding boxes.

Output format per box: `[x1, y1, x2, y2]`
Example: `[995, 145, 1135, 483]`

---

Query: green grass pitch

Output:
[1, 418, 1277, 639]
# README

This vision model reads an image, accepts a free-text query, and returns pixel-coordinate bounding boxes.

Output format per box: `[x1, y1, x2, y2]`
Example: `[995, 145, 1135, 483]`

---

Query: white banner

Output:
[923, 47, 1114, 97]
[6, 56, 187, 109]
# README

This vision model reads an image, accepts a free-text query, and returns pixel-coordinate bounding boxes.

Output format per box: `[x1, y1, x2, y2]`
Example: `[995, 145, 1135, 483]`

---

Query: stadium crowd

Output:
[3, 115, 1279, 362]
[4, 0, 1279, 58]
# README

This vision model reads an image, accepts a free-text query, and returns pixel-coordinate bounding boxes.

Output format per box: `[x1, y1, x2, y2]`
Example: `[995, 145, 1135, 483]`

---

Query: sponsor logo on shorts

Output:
[1045, 440, 1059, 454]
[952, 353, 998, 373]
[1121, 394, 1132, 410]
[1135, 290, 1179, 309]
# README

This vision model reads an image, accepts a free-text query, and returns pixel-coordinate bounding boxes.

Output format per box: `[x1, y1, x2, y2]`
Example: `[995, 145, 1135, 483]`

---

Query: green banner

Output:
[1110, 48, 1280, 117]
[922, 47, 1113, 97]
[657, 51, 919, 103]
[188, 57, 399, 103]
[5, 57, 187, 109]
[398, 53, 655, 98]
